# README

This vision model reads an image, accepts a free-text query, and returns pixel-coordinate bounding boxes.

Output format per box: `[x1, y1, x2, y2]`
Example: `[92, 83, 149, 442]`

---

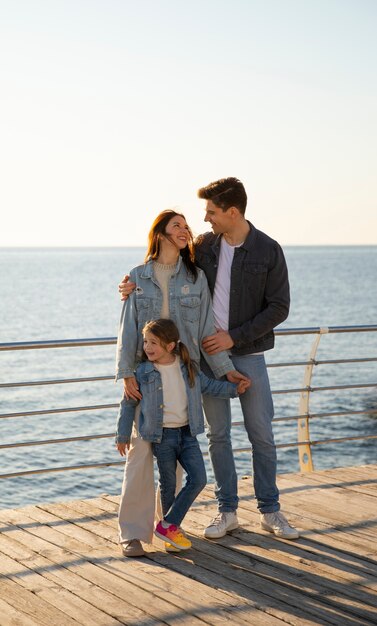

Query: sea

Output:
[1, 246, 377, 509]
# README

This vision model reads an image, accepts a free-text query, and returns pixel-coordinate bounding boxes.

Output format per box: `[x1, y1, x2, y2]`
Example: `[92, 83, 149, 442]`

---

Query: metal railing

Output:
[1, 325, 377, 480]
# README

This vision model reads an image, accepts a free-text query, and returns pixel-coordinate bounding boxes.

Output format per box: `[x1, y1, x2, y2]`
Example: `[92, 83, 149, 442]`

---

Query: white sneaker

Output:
[260, 511, 299, 539]
[204, 512, 239, 539]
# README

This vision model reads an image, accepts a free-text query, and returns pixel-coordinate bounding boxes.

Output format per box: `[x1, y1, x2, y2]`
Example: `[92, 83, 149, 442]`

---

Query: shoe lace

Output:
[210, 512, 226, 525]
[273, 511, 290, 527]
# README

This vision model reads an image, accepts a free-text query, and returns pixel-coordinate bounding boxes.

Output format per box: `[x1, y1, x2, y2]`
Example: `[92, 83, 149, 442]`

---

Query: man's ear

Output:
[229, 206, 240, 218]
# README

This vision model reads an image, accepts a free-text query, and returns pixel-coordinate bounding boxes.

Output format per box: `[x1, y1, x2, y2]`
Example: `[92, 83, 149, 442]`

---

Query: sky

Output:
[1, 0, 376, 247]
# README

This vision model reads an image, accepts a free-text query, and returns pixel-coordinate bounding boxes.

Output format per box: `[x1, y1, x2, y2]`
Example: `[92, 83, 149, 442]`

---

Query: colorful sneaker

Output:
[165, 542, 181, 553]
[204, 512, 239, 539]
[154, 521, 192, 550]
[260, 511, 299, 539]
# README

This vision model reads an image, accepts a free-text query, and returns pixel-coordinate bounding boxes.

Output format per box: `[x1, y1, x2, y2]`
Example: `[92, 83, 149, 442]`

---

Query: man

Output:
[119, 177, 298, 540]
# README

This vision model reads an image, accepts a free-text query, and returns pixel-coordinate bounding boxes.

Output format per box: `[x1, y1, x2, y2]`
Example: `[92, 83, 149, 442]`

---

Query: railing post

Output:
[298, 327, 329, 472]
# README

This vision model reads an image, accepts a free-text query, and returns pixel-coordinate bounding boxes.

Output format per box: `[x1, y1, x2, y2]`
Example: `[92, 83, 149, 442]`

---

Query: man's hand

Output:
[226, 369, 249, 385]
[202, 330, 234, 355]
[116, 442, 130, 456]
[118, 274, 136, 301]
[124, 376, 142, 401]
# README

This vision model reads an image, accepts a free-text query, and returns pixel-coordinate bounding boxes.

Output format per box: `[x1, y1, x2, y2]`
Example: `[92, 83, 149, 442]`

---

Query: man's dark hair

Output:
[197, 177, 247, 214]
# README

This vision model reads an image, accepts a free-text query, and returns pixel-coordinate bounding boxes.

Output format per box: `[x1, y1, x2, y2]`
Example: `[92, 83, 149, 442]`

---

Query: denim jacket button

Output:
[159, 404, 163, 408]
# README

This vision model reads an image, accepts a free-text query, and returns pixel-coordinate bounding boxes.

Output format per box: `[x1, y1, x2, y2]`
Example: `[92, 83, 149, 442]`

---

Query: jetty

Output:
[1, 464, 377, 625]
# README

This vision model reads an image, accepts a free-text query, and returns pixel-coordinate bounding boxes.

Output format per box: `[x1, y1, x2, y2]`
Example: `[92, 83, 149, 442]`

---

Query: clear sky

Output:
[1, 0, 376, 247]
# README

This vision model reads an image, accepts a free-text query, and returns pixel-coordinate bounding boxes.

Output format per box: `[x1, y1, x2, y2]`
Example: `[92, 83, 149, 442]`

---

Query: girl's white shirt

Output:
[154, 356, 189, 428]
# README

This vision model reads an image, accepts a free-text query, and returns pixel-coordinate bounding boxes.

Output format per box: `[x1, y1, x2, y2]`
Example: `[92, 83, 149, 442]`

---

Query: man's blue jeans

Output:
[202, 353, 280, 514]
[152, 425, 207, 527]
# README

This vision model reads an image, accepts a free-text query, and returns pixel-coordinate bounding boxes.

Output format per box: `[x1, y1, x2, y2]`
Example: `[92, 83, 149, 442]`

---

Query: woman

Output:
[115, 209, 247, 557]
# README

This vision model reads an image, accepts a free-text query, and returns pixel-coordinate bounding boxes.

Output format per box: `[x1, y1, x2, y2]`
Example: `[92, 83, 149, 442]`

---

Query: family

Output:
[115, 176, 299, 557]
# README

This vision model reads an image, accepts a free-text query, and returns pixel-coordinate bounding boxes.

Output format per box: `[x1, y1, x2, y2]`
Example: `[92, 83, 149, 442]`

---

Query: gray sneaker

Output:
[121, 539, 145, 557]
[204, 512, 239, 539]
[260, 511, 299, 539]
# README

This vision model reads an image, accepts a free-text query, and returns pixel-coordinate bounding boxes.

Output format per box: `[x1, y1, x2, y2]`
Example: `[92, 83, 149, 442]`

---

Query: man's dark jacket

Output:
[194, 222, 290, 356]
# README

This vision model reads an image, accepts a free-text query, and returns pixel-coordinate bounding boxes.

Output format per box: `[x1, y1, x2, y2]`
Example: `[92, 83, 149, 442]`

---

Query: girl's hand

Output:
[116, 442, 130, 456]
[236, 378, 251, 394]
[124, 376, 142, 401]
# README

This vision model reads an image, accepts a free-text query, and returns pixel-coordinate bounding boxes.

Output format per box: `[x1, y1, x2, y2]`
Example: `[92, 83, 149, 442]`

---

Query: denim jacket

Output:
[115, 257, 235, 380]
[115, 359, 238, 443]
[194, 223, 290, 355]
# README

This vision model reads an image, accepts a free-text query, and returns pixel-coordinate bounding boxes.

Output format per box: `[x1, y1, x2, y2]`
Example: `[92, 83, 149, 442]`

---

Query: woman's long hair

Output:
[144, 210, 197, 281]
[142, 319, 197, 387]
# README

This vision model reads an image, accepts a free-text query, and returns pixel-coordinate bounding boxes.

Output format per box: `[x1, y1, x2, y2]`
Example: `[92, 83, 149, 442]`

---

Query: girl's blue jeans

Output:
[152, 425, 207, 527]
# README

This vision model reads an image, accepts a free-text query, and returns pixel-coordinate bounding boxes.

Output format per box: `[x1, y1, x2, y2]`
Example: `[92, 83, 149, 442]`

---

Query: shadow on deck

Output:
[0, 464, 377, 625]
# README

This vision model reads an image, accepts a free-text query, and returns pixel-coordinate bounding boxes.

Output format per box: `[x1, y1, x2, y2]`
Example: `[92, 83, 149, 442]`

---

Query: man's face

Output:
[203, 200, 231, 234]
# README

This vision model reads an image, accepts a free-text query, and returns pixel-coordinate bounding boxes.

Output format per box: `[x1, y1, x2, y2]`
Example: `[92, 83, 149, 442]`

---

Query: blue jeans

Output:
[202, 354, 279, 514]
[152, 425, 207, 527]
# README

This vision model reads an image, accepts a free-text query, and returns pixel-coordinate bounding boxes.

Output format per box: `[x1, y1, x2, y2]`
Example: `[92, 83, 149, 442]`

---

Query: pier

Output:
[1, 464, 377, 625]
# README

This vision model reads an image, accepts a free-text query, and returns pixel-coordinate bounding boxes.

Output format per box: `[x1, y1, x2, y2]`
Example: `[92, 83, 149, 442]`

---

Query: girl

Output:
[116, 319, 250, 550]
[115, 209, 248, 557]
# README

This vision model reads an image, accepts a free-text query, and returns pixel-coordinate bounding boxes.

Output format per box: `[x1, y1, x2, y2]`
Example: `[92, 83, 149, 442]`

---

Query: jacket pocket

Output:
[244, 263, 267, 275]
[180, 296, 201, 323]
[136, 298, 153, 326]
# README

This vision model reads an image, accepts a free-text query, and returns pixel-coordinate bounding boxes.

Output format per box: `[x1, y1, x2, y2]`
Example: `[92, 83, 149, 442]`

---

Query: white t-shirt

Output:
[212, 236, 263, 355]
[212, 237, 243, 331]
[154, 357, 189, 428]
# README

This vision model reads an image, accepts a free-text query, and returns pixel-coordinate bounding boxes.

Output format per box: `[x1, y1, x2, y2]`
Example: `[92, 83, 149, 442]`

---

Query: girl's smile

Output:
[143, 331, 175, 365]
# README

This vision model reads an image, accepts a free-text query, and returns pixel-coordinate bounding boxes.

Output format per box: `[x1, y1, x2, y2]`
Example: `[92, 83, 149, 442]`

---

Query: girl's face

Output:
[162, 215, 191, 250]
[143, 331, 175, 365]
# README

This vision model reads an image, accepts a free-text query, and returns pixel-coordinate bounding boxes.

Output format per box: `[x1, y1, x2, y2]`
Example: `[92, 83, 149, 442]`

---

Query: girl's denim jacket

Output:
[115, 257, 235, 381]
[115, 359, 238, 444]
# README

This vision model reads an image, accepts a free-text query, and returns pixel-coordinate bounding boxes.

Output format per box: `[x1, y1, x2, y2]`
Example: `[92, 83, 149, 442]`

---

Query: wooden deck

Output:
[1, 465, 377, 626]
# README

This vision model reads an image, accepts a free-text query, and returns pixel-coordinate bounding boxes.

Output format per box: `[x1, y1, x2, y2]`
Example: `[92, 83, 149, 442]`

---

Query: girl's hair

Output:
[142, 318, 197, 387]
[144, 210, 198, 281]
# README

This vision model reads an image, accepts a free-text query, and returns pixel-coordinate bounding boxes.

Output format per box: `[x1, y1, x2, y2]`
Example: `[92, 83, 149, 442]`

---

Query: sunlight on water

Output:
[1, 246, 376, 508]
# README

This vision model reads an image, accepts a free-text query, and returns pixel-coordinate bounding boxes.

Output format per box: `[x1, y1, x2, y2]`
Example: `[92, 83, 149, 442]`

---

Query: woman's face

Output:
[162, 215, 191, 250]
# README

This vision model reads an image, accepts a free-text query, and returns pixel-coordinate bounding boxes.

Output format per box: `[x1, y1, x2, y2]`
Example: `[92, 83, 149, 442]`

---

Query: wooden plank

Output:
[0, 517, 158, 626]
[0, 578, 81, 626]
[272, 474, 377, 543]
[145, 540, 374, 626]
[0, 500, 326, 625]
[0, 596, 41, 626]
[32, 503, 288, 625]
[183, 508, 377, 592]
[213, 475, 377, 556]
[38, 500, 376, 626]
[293, 468, 377, 498]
[0, 536, 126, 626]
[0, 508, 215, 625]
[1, 466, 377, 626]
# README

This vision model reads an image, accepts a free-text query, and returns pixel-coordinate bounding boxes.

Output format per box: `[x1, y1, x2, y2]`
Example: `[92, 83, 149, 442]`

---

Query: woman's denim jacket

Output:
[115, 359, 238, 444]
[115, 257, 235, 380]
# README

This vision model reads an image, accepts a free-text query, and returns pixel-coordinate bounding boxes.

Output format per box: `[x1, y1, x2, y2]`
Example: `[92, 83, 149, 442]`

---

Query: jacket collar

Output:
[211, 221, 256, 255]
[140, 356, 185, 375]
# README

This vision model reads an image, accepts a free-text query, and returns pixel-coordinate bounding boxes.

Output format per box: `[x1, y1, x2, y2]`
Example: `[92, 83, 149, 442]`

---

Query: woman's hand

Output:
[118, 274, 136, 301]
[116, 442, 130, 456]
[124, 376, 142, 401]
